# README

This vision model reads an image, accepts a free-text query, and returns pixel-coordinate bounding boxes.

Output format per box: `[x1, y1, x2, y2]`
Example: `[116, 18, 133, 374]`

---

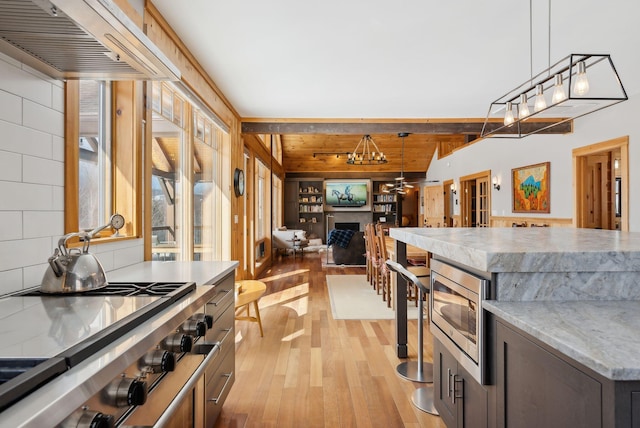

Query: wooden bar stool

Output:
[235, 280, 267, 337]
[386, 260, 439, 416]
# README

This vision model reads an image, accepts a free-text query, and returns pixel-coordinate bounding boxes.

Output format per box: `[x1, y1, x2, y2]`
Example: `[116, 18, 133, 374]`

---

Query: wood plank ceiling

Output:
[243, 119, 572, 175]
[280, 133, 461, 174]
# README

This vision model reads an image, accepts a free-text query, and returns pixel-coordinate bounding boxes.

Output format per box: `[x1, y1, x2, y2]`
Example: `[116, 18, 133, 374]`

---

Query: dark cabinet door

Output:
[434, 338, 458, 427]
[434, 338, 489, 428]
[460, 363, 488, 428]
[496, 321, 602, 428]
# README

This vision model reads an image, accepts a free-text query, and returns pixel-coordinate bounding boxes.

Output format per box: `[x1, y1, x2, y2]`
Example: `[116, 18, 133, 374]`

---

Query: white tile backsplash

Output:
[0, 268, 23, 295]
[23, 155, 63, 186]
[52, 84, 65, 113]
[23, 262, 50, 289]
[0, 90, 22, 125]
[0, 181, 52, 211]
[52, 185, 64, 211]
[52, 135, 64, 162]
[0, 59, 52, 107]
[0, 120, 53, 158]
[0, 212, 22, 241]
[23, 211, 64, 239]
[0, 151, 21, 181]
[0, 237, 52, 271]
[23, 99, 64, 137]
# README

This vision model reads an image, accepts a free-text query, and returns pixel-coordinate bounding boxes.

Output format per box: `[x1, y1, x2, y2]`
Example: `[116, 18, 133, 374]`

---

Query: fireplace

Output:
[335, 222, 359, 231]
[327, 212, 371, 233]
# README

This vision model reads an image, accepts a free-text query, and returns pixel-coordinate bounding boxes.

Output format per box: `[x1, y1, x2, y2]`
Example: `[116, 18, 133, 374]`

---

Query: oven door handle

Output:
[153, 343, 220, 428]
[209, 371, 234, 404]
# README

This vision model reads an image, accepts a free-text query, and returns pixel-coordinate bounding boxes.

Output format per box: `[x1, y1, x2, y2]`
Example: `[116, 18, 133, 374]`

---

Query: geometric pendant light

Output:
[481, 53, 628, 139]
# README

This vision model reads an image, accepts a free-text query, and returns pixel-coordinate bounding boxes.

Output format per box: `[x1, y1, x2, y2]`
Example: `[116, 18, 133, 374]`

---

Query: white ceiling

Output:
[151, 0, 638, 120]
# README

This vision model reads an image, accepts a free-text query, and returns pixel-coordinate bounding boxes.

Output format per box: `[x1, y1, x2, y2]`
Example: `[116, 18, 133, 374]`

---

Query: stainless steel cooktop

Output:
[0, 281, 196, 412]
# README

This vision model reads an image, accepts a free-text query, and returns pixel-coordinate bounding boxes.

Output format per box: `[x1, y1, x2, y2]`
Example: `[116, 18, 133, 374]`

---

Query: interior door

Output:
[424, 184, 445, 226]
[583, 154, 610, 229]
[460, 172, 490, 228]
[476, 176, 489, 227]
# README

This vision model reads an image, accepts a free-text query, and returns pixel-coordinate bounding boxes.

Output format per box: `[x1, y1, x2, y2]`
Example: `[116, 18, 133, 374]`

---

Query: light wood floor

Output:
[215, 252, 445, 428]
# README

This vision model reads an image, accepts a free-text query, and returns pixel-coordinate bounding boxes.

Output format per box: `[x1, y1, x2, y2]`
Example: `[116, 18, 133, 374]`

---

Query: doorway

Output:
[460, 170, 491, 227]
[573, 136, 629, 231]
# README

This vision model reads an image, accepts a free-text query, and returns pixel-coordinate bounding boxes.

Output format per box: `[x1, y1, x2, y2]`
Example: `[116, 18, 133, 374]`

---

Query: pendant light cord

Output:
[529, 0, 533, 83]
[548, 0, 551, 73]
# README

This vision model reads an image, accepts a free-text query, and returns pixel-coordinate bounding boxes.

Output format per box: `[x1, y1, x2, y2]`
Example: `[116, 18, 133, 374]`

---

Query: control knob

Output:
[104, 376, 148, 407]
[60, 409, 115, 428]
[185, 312, 213, 330]
[162, 333, 193, 353]
[182, 317, 207, 336]
[141, 349, 176, 373]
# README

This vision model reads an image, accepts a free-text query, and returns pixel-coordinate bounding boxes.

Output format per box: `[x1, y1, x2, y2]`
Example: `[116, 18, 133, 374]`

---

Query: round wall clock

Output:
[234, 168, 245, 197]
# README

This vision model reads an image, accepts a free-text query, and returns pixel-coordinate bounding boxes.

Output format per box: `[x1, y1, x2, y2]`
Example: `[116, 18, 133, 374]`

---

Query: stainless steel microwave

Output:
[430, 258, 489, 384]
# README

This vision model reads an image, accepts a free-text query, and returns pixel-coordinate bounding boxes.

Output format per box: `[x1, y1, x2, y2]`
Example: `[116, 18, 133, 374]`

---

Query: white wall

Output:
[426, 96, 639, 231]
[0, 53, 143, 295]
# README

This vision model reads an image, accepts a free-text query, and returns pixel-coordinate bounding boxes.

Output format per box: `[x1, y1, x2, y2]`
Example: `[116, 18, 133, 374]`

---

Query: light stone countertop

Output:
[107, 261, 239, 285]
[484, 300, 640, 381]
[389, 227, 640, 273]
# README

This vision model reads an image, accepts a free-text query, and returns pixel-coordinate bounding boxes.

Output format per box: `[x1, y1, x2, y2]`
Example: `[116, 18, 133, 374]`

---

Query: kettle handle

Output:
[57, 232, 91, 255]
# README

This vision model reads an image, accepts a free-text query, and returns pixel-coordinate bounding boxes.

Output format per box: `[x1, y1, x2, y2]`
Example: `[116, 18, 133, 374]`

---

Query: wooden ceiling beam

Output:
[241, 120, 572, 135]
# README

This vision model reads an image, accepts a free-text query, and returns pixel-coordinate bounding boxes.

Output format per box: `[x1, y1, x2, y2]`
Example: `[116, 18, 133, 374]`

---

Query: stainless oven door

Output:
[429, 259, 488, 385]
[431, 270, 480, 362]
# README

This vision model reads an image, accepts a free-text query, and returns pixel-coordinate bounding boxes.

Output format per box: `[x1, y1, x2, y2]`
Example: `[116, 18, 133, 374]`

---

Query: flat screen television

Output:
[324, 179, 371, 211]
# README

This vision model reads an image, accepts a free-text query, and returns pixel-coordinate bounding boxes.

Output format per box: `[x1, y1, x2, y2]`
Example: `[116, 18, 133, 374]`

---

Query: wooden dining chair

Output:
[366, 223, 382, 295]
[376, 223, 430, 308]
[374, 223, 392, 306]
[364, 223, 374, 285]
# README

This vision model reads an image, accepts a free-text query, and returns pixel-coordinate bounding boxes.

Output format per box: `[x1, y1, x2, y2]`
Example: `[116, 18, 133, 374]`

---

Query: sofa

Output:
[330, 230, 366, 265]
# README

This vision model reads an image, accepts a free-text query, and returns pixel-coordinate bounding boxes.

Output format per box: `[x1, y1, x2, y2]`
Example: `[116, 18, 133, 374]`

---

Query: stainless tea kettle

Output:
[40, 214, 124, 294]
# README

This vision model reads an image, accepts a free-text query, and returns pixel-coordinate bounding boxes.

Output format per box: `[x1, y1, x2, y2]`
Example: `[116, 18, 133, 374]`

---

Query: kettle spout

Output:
[48, 249, 65, 277]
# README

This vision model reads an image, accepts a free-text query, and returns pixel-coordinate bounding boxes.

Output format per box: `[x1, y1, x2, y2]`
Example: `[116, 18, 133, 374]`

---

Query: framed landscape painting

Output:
[512, 162, 550, 213]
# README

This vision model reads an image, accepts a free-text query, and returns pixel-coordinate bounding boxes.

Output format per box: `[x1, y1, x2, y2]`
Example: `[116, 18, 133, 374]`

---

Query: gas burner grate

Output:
[84, 282, 196, 301]
[19, 281, 196, 302]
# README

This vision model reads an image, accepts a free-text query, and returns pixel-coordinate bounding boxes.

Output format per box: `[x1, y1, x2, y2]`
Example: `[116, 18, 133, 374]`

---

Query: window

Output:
[255, 158, 268, 241]
[66, 80, 140, 239]
[78, 80, 112, 230]
[272, 174, 282, 230]
[151, 82, 185, 261]
[150, 82, 231, 262]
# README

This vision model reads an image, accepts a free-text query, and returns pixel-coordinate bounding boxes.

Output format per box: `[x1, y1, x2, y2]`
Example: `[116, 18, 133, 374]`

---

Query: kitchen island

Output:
[389, 227, 640, 428]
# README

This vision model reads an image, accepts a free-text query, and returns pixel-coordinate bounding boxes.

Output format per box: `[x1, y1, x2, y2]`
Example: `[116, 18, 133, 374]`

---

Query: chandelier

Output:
[346, 134, 388, 165]
[383, 133, 413, 194]
[481, 1, 627, 138]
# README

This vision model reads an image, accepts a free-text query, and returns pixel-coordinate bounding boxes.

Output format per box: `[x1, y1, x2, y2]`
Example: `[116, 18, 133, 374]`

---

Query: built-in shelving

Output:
[284, 179, 325, 239]
[372, 181, 397, 225]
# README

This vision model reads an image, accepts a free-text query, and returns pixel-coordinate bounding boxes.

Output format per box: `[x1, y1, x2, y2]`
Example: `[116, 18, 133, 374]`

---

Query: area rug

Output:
[326, 275, 420, 320]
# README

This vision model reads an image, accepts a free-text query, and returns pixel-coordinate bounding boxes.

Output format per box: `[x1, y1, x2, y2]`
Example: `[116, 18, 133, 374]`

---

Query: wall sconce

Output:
[451, 182, 457, 194]
[492, 176, 501, 191]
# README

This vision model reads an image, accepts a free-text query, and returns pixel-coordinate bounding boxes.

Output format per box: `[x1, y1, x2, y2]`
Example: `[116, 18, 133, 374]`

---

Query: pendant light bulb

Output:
[519, 93, 530, 119]
[552, 74, 567, 104]
[534, 84, 547, 112]
[504, 102, 515, 125]
[573, 61, 590, 96]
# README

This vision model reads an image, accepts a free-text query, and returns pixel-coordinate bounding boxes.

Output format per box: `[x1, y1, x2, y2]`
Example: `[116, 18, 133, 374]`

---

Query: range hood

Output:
[0, 0, 180, 80]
